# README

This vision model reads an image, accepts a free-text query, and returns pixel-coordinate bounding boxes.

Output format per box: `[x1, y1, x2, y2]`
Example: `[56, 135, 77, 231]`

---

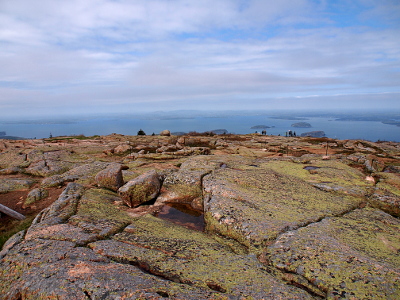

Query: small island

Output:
[291, 122, 312, 128]
[250, 125, 270, 129]
[300, 131, 326, 137]
[211, 129, 228, 135]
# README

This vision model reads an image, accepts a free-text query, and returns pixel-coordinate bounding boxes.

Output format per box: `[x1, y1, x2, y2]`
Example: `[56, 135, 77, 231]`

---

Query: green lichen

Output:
[264, 159, 371, 189]
[75, 188, 131, 224]
[204, 163, 364, 254]
[94, 214, 313, 298]
[376, 172, 400, 196]
[267, 208, 400, 300]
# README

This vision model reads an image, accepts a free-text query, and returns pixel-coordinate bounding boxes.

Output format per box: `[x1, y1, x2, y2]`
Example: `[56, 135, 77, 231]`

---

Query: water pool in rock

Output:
[303, 166, 320, 171]
[155, 202, 205, 231]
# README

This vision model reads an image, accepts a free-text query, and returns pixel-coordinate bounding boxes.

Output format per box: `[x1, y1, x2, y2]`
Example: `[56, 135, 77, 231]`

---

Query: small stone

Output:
[24, 188, 49, 207]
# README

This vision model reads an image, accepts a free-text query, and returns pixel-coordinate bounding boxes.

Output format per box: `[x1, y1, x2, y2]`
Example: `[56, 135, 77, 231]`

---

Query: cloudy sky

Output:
[1, 0, 400, 119]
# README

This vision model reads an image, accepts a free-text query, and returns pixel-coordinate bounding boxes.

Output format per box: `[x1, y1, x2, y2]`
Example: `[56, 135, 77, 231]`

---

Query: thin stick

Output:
[0, 204, 26, 220]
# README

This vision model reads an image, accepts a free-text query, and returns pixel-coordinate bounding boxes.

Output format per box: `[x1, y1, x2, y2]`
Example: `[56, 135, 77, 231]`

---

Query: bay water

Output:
[1, 114, 399, 142]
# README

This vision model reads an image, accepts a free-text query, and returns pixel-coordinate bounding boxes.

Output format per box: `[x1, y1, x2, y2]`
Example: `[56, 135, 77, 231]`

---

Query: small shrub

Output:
[137, 129, 146, 136]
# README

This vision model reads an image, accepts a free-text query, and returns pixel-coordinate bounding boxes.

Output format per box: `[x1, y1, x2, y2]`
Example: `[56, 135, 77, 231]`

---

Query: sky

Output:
[1, 0, 400, 119]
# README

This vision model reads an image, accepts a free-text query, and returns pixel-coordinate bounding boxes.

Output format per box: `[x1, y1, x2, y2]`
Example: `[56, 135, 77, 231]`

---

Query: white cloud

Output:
[0, 0, 399, 118]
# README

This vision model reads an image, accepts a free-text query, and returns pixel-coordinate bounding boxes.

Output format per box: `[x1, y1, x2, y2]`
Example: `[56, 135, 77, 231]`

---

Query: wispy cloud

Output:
[0, 0, 399, 118]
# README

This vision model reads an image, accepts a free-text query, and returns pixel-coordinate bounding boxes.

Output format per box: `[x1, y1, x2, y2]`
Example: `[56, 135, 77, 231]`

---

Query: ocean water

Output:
[1, 114, 399, 142]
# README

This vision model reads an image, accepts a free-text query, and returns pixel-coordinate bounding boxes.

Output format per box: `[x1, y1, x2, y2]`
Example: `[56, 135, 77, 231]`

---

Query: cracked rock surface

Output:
[0, 135, 399, 299]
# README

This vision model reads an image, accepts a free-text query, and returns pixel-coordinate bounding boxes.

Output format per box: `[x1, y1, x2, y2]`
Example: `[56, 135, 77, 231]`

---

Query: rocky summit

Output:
[0, 133, 399, 299]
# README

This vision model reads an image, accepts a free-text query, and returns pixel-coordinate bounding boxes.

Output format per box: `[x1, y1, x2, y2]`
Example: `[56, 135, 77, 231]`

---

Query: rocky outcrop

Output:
[0, 134, 399, 299]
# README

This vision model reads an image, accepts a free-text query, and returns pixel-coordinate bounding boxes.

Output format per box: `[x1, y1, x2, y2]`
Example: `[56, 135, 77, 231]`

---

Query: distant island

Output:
[291, 122, 312, 128]
[171, 129, 228, 136]
[250, 125, 270, 129]
[382, 120, 400, 127]
[300, 131, 326, 137]
[211, 129, 228, 135]
[0, 131, 26, 140]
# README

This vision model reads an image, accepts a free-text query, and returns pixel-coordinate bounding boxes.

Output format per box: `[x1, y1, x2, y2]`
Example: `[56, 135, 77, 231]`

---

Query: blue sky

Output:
[1, 0, 399, 119]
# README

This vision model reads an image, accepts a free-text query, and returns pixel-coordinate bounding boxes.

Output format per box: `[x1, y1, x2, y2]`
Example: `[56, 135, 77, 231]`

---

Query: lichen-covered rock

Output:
[28, 182, 85, 227]
[266, 208, 400, 299]
[0, 167, 24, 175]
[176, 147, 210, 156]
[25, 150, 79, 176]
[0, 151, 28, 169]
[41, 174, 78, 187]
[265, 159, 373, 198]
[0, 239, 220, 300]
[1, 135, 399, 299]
[94, 163, 126, 191]
[89, 214, 314, 299]
[113, 143, 131, 154]
[41, 162, 111, 187]
[118, 170, 163, 208]
[370, 172, 400, 217]
[159, 155, 221, 209]
[203, 157, 365, 253]
[0, 178, 36, 193]
[24, 188, 49, 207]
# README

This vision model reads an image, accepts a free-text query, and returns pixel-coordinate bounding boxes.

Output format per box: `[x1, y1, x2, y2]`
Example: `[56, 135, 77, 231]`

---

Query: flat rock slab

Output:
[203, 157, 365, 252]
[0, 239, 219, 300]
[41, 161, 111, 187]
[0, 178, 36, 193]
[265, 159, 373, 198]
[266, 208, 400, 299]
[90, 214, 314, 299]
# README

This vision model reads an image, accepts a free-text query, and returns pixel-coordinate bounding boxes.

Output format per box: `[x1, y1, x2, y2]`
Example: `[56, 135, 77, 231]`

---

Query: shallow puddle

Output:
[155, 202, 205, 231]
[303, 166, 320, 171]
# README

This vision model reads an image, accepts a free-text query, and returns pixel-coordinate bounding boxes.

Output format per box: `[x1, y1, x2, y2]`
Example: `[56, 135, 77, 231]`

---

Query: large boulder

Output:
[118, 170, 163, 208]
[159, 129, 171, 136]
[94, 163, 127, 192]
